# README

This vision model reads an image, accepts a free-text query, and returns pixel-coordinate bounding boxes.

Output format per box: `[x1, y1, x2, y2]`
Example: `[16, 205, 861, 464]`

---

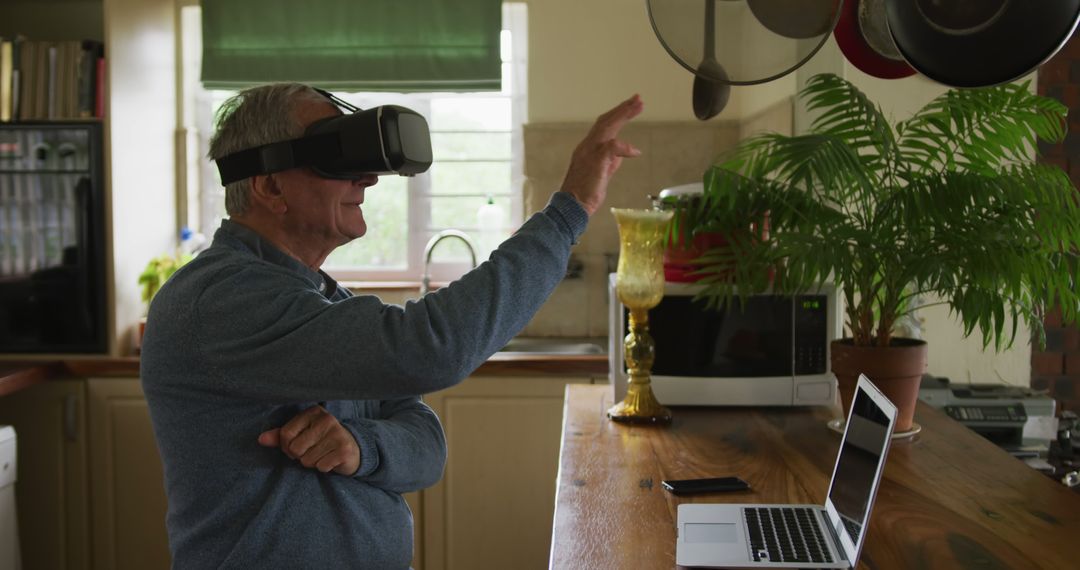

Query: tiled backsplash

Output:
[519, 99, 793, 337]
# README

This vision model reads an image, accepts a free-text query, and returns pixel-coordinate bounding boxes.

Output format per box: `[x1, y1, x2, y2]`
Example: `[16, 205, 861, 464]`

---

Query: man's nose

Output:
[353, 174, 379, 187]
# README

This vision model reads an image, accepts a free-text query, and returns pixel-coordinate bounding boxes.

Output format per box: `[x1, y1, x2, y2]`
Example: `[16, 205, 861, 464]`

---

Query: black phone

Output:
[661, 476, 750, 495]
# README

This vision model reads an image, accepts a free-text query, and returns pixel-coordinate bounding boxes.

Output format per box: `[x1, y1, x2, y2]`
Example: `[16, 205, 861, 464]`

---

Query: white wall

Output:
[104, 0, 177, 355]
[526, 0, 794, 123]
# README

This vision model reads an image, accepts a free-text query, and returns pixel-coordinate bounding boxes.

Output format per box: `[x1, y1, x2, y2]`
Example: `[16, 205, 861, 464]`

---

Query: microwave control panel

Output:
[793, 295, 828, 375]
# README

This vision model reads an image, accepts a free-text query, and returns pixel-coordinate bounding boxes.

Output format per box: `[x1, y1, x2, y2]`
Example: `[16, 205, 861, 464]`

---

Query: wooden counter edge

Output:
[0, 354, 605, 398]
[0, 362, 63, 397]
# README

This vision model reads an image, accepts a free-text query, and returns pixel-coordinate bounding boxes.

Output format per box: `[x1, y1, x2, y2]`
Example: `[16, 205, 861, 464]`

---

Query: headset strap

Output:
[216, 133, 340, 185]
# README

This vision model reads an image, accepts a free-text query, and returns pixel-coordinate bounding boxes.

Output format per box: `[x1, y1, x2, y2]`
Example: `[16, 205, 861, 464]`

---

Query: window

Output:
[179, 3, 527, 283]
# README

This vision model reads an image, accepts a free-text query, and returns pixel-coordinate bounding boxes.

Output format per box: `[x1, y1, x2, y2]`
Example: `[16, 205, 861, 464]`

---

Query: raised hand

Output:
[560, 94, 645, 216]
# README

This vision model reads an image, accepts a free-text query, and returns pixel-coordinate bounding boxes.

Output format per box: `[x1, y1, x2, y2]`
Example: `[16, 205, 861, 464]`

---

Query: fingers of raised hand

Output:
[588, 94, 644, 141]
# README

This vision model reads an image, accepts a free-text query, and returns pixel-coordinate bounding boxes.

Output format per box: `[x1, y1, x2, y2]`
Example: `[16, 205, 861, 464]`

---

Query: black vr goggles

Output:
[215, 88, 433, 185]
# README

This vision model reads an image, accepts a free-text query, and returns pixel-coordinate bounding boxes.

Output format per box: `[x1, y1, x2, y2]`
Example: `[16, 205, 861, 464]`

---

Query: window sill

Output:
[341, 280, 448, 293]
[341, 281, 418, 291]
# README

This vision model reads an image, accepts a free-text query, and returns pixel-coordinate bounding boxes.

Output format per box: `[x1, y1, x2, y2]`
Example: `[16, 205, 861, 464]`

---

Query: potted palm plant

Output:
[681, 73, 1080, 431]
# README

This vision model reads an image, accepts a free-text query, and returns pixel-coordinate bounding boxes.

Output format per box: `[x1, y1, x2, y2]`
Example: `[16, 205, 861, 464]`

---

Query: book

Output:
[94, 55, 105, 118]
[33, 41, 49, 120]
[17, 40, 34, 121]
[80, 41, 103, 119]
[77, 41, 99, 118]
[46, 43, 56, 119]
[10, 36, 22, 120]
[1, 39, 12, 122]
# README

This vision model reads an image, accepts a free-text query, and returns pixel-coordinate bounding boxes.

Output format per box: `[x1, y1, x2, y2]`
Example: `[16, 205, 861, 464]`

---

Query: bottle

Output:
[476, 195, 504, 261]
[179, 225, 206, 257]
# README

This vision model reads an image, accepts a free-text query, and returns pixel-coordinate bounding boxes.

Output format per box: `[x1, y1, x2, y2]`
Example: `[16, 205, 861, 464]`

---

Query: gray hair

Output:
[208, 83, 320, 216]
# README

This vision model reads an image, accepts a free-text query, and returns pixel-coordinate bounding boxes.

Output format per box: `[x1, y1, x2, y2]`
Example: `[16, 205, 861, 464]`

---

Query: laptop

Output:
[676, 374, 897, 568]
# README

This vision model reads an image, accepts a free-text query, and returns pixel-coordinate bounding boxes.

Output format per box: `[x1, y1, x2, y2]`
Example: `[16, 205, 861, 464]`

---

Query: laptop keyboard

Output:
[744, 507, 834, 564]
[842, 517, 862, 541]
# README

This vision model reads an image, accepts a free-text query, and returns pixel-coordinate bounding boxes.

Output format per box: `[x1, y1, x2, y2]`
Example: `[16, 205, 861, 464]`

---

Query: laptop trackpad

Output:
[684, 523, 738, 543]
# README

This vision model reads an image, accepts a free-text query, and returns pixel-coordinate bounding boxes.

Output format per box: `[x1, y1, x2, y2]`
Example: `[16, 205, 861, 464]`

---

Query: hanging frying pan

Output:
[885, 0, 1080, 87]
[746, 0, 840, 40]
[834, 0, 916, 79]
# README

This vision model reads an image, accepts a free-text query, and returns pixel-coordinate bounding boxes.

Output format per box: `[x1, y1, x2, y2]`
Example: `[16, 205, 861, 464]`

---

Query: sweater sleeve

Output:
[340, 397, 447, 493]
[190, 192, 589, 402]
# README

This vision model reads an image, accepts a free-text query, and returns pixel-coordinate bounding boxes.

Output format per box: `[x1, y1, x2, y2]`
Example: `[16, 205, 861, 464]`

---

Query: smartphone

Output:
[661, 476, 750, 495]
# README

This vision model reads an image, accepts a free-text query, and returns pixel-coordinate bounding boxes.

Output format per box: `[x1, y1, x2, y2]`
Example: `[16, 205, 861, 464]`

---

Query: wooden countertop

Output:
[551, 384, 1080, 569]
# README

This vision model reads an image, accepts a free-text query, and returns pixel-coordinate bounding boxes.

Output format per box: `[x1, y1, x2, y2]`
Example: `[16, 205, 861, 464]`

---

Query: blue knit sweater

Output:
[141, 192, 588, 569]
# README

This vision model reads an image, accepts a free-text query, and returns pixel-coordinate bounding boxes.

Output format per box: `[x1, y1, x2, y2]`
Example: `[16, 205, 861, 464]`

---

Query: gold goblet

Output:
[608, 207, 674, 424]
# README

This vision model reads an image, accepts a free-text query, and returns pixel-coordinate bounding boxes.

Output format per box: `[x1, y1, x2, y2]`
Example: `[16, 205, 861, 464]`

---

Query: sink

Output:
[497, 337, 606, 355]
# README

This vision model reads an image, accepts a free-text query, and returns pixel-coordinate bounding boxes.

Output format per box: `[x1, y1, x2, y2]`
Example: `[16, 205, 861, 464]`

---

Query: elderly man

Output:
[141, 83, 643, 568]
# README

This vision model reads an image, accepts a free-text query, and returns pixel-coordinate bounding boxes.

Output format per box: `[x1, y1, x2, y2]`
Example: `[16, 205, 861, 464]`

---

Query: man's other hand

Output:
[560, 94, 645, 216]
[258, 405, 361, 475]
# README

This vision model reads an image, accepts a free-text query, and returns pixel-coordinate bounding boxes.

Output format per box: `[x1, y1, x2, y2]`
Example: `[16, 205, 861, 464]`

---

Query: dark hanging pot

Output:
[831, 338, 927, 433]
[884, 0, 1080, 87]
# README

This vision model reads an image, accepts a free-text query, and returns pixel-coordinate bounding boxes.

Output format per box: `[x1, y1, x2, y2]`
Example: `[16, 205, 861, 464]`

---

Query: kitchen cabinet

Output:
[419, 375, 592, 570]
[0, 378, 91, 570]
[85, 378, 170, 570]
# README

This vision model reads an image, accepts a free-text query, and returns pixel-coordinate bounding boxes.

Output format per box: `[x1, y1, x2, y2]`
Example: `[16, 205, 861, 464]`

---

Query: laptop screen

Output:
[825, 386, 892, 545]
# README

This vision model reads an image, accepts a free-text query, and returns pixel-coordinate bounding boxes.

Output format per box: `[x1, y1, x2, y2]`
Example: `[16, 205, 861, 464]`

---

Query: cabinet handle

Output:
[64, 394, 78, 442]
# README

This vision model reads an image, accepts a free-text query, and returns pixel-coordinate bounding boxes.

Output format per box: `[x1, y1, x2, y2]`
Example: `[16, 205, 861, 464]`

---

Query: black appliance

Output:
[0, 122, 106, 353]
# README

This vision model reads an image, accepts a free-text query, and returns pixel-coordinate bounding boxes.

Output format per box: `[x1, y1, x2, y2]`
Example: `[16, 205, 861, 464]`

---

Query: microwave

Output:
[608, 274, 841, 406]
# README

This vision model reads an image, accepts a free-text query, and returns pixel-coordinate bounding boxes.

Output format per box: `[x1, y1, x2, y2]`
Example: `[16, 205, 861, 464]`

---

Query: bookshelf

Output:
[0, 1, 106, 122]
[0, 38, 105, 122]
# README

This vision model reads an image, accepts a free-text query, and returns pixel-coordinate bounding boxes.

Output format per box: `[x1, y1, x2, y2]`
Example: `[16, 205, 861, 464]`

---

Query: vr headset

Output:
[215, 88, 433, 185]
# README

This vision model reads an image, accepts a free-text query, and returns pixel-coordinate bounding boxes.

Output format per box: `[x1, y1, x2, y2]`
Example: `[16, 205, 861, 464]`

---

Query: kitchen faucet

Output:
[420, 229, 479, 296]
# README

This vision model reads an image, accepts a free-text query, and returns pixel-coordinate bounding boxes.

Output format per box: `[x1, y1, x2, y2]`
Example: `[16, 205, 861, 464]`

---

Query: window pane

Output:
[430, 162, 511, 196]
[432, 132, 511, 161]
[431, 98, 511, 130]
[430, 195, 495, 230]
[324, 175, 408, 269]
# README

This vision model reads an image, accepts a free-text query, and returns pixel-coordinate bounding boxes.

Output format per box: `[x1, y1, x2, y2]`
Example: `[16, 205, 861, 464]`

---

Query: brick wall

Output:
[1033, 32, 1080, 413]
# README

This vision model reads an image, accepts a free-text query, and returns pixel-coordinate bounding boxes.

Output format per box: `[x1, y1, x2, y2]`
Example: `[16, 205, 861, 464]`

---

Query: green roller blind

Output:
[201, 0, 503, 91]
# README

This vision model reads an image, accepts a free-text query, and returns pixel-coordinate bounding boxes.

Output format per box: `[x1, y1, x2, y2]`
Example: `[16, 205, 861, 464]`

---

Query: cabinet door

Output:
[86, 378, 170, 570]
[422, 376, 589, 570]
[0, 378, 90, 570]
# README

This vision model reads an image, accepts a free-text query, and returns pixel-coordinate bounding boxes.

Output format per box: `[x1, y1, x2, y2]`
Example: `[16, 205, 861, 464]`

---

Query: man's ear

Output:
[250, 174, 288, 214]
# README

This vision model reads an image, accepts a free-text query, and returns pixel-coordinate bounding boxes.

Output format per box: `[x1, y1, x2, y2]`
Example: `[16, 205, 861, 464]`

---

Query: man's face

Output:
[271, 95, 379, 248]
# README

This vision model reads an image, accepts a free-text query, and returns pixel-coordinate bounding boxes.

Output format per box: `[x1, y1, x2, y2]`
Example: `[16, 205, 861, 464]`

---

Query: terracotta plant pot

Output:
[831, 338, 927, 432]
